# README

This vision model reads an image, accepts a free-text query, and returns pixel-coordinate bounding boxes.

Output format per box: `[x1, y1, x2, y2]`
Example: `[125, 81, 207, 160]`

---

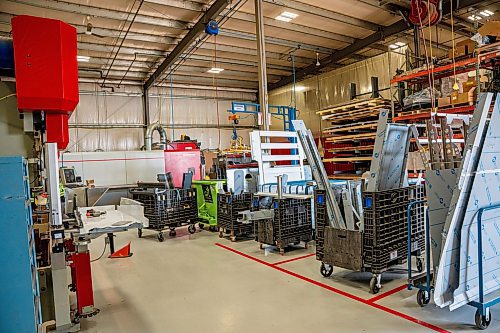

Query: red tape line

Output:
[215, 243, 449, 333]
[272, 253, 315, 266]
[367, 284, 408, 303]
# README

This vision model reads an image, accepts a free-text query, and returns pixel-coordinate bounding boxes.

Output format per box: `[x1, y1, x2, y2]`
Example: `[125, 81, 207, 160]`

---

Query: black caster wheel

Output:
[416, 289, 430, 307]
[370, 277, 380, 294]
[320, 263, 333, 277]
[259, 243, 264, 250]
[475, 309, 491, 330]
[169, 229, 177, 237]
[219, 231, 224, 238]
[198, 223, 205, 230]
[304, 242, 309, 249]
[188, 224, 196, 234]
[137, 228, 143, 238]
[157, 232, 164, 242]
[416, 258, 424, 273]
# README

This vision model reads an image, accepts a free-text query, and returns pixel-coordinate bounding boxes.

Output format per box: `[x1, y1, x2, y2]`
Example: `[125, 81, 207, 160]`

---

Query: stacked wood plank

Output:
[318, 98, 392, 179]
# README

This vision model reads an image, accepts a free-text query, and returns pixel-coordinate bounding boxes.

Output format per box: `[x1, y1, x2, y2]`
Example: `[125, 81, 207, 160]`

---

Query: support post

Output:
[143, 86, 150, 141]
[255, 0, 269, 131]
[350, 83, 357, 100]
[371, 77, 380, 98]
[413, 26, 420, 68]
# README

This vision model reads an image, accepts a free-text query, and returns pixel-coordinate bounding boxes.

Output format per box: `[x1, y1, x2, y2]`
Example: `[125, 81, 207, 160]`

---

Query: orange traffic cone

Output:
[109, 242, 133, 258]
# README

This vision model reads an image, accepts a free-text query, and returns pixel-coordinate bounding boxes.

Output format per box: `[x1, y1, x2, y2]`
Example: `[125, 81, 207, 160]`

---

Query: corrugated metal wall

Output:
[269, 52, 405, 136]
[67, 82, 257, 152]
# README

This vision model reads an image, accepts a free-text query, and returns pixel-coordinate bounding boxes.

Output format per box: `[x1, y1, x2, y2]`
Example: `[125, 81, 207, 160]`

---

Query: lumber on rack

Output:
[323, 157, 372, 162]
[325, 132, 376, 142]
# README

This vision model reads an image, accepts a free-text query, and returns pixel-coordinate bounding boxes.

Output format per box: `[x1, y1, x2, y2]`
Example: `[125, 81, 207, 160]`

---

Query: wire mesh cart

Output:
[247, 192, 313, 255]
[315, 185, 426, 293]
[217, 192, 254, 241]
[130, 184, 197, 242]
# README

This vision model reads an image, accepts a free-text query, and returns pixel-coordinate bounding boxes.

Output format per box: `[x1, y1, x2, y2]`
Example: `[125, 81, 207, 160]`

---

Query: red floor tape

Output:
[272, 253, 315, 266]
[215, 243, 450, 333]
[367, 284, 408, 303]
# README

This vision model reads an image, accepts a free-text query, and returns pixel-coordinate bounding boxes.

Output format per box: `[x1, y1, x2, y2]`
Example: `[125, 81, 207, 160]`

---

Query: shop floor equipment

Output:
[130, 183, 197, 242]
[433, 93, 499, 329]
[315, 186, 426, 294]
[249, 183, 313, 255]
[217, 192, 254, 241]
[192, 180, 226, 231]
[0, 156, 42, 333]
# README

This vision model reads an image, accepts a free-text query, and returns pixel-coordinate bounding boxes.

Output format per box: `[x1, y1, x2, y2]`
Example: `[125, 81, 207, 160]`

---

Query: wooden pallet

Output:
[323, 121, 378, 134]
[325, 132, 376, 142]
[327, 145, 374, 152]
[323, 156, 372, 163]
[317, 98, 391, 116]
[328, 174, 363, 180]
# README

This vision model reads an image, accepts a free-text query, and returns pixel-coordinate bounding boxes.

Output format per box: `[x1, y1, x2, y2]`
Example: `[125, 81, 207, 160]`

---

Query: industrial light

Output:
[467, 15, 482, 21]
[389, 41, 407, 49]
[294, 85, 306, 92]
[275, 11, 298, 22]
[479, 10, 494, 17]
[77, 55, 90, 62]
[207, 67, 224, 74]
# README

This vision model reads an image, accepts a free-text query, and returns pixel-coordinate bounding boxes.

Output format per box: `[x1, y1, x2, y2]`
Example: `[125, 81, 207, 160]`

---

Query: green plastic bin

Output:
[192, 180, 226, 230]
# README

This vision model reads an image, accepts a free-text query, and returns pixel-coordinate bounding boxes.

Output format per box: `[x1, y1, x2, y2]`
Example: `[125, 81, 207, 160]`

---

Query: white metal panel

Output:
[124, 151, 165, 184]
[80, 152, 127, 186]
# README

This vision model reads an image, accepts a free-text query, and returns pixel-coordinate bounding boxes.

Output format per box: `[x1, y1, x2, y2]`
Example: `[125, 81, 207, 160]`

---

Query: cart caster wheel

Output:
[219, 231, 224, 238]
[416, 289, 430, 307]
[416, 258, 424, 273]
[137, 228, 142, 238]
[157, 232, 164, 242]
[230, 236, 237, 242]
[370, 277, 380, 294]
[259, 243, 264, 250]
[188, 224, 196, 234]
[169, 230, 176, 237]
[198, 223, 204, 230]
[304, 242, 309, 249]
[475, 309, 491, 330]
[320, 263, 333, 277]
[279, 249, 285, 256]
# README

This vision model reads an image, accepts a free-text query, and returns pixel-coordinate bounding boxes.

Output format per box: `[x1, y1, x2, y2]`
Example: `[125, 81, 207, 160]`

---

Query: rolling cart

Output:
[217, 192, 254, 241]
[316, 186, 426, 294]
[130, 186, 197, 242]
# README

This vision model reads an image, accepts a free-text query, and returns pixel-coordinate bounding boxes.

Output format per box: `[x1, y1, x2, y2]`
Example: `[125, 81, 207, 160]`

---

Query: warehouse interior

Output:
[0, 0, 499, 332]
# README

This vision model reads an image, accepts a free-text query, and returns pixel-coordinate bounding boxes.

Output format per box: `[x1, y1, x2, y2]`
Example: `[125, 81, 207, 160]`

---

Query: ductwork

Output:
[145, 122, 167, 150]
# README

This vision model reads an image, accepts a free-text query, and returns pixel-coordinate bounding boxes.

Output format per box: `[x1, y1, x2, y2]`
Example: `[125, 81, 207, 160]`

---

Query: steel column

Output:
[255, 0, 269, 131]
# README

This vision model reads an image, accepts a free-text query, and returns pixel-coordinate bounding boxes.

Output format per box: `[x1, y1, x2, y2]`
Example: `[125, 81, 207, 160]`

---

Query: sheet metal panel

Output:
[434, 93, 495, 309]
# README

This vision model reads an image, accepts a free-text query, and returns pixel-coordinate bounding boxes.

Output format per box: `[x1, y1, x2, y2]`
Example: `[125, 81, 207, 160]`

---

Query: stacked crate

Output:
[255, 196, 313, 254]
[315, 186, 425, 274]
[217, 192, 254, 241]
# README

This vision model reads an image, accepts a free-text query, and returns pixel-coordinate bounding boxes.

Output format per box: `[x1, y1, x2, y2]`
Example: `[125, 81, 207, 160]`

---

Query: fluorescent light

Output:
[468, 15, 482, 21]
[294, 85, 306, 92]
[389, 44, 398, 49]
[207, 67, 224, 74]
[77, 55, 90, 62]
[276, 11, 298, 22]
[395, 41, 407, 47]
[480, 10, 494, 17]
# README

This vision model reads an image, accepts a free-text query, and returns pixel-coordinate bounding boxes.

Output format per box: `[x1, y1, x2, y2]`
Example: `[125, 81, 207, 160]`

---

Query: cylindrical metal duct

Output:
[145, 122, 167, 150]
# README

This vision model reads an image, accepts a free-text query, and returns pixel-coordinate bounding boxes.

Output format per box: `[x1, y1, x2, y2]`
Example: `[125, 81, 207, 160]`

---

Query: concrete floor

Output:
[81, 227, 499, 333]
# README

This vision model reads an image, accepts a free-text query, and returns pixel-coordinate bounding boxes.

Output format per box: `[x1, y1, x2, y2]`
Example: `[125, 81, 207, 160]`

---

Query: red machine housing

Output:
[11, 15, 79, 150]
[69, 251, 95, 316]
[164, 141, 201, 187]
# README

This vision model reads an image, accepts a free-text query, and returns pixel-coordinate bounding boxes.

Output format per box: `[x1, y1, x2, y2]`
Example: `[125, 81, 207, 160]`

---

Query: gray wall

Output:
[0, 81, 33, 158]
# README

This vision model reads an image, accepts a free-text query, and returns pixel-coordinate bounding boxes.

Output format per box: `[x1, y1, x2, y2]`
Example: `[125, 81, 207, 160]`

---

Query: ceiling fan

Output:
[77, 17, 105, 39]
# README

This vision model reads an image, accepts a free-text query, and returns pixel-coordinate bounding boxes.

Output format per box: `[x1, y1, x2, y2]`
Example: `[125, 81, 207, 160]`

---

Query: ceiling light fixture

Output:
[479, 10, 494, 17]
[207, 67, 224, 74]
[295, 85, 306, 92]
[467, 15, 482, 21]
[275, 11, 298, 22]
[316, 52, 320, 67]
[395, 41, 407, 47]
[77, 55, 90, 62]
[389, 44, 398, 49]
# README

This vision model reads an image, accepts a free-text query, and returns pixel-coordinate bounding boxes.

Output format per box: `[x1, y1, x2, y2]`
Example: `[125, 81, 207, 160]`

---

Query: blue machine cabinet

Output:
[0, 156, 42, 333]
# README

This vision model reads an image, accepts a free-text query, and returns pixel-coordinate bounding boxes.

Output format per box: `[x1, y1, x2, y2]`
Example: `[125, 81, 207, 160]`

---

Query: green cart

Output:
[192, 180, 226, 231]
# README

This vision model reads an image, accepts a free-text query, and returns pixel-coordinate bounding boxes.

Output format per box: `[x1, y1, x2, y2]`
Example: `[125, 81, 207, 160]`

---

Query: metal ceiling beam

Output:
[270, 0, 484, 90]
[144, 0, 205, 12]
[144, 0, 230, 89]
[6, 0, 188, 29]
[262, 0, 381, 31]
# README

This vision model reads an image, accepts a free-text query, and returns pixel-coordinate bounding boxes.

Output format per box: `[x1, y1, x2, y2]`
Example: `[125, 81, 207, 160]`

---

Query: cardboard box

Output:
[451, 87, 476, 106]
[478, 21, 500, 38]
[448, 39, 475, 58]
[438, 96, 451, 107]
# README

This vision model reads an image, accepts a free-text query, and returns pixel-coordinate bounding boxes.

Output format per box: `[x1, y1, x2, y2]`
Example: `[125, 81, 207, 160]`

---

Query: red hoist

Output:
[409, 0, 443, 27]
